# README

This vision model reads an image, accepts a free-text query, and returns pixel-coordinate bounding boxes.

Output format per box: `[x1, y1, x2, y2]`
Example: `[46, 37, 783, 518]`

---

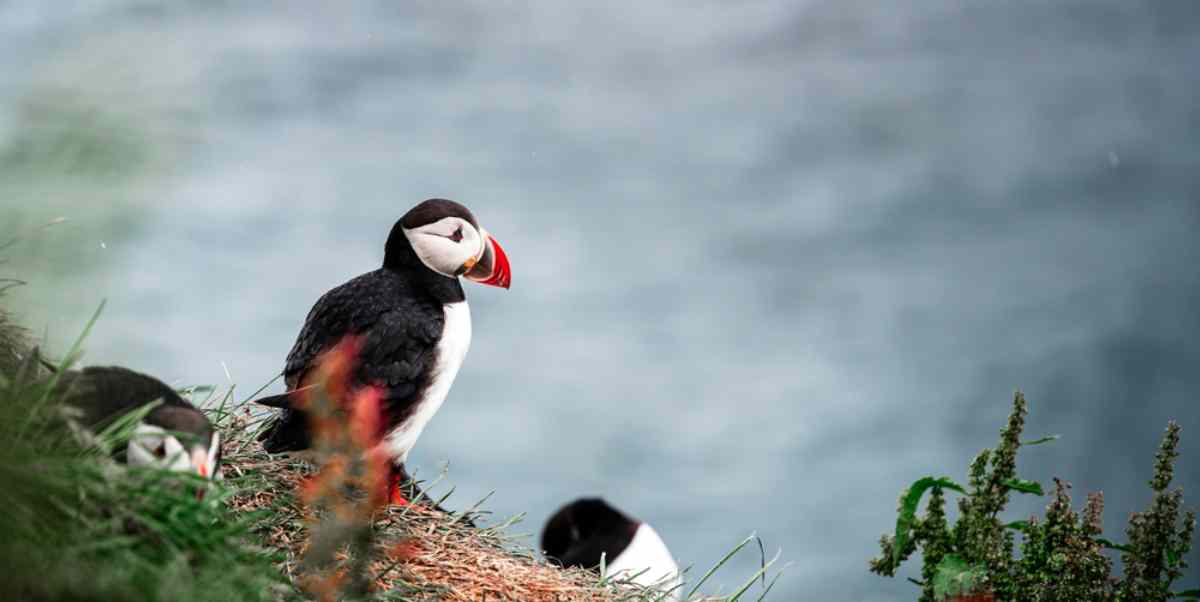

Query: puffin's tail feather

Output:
[257, 409, 311, 453]
[254, 392, 292, 408]
[253, 384, 320, 408]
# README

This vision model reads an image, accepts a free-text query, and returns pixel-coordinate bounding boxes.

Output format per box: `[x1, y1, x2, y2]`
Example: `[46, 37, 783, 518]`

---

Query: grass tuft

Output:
[0, 332, 290, 602]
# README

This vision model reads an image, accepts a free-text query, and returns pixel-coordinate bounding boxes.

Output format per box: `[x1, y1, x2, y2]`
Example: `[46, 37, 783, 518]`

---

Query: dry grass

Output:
[0, 289, 32, 376]
[219, 408, 667, 602]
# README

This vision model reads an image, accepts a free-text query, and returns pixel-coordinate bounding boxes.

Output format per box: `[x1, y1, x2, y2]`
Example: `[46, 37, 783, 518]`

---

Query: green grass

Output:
[0, 338, 292, 602]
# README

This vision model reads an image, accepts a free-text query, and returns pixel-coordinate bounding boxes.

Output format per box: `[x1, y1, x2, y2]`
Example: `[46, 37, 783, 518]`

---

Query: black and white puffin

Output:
[255, 198, 511, 505]
[56, 366, 221, 480]
[542, 498, 682, 598]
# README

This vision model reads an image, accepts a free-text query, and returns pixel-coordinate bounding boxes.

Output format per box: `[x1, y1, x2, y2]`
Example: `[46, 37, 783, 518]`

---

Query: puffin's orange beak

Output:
[191, 448, 211, 501]
[191, 448, 210, 478]
[464, 232, 511, 289]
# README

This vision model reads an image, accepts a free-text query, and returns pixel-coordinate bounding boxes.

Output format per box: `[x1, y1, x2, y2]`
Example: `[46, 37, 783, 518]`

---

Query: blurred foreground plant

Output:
[291, 337, 393, 601]
[870, 392, 1197, 602]
[0, 287, 31, 375]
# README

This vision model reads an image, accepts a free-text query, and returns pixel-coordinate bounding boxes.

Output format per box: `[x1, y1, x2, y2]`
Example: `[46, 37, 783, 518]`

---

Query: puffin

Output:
[56, 366, 221, 480]
[542, 498, 682, 599]
[255, 198, 511, 506]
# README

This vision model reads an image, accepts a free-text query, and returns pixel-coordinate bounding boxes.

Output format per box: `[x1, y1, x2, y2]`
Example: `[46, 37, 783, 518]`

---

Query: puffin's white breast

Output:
[605, 523, 682, 599]
[383, 300, 471, 462]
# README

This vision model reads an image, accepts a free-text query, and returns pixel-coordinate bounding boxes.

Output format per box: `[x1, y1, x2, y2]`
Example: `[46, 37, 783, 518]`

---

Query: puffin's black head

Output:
[134, 403, 221, 481]
[60, 366, 221, 481]
[541, 497, 640, 570]
[384, 198, 512, 289]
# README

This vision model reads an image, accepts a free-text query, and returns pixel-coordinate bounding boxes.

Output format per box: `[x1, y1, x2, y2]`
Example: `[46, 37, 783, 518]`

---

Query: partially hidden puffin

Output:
[255, 199, 510, 506]
[56, 365, 221, 480]
[542, 498, 682, 599]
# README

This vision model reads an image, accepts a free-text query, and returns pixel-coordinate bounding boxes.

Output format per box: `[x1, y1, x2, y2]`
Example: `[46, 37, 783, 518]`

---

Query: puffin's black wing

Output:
[54, 366, 215, 455]
[57, 366, 191, 427]
[258, 269, 445, 453]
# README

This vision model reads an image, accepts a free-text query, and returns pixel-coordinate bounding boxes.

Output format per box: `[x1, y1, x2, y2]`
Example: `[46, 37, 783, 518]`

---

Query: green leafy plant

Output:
[870, 392, 1197, 601]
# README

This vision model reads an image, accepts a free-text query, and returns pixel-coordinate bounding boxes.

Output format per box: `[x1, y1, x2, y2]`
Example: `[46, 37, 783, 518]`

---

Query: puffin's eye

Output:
[151, 442, 166, 458]
[448, 227, 463, 243]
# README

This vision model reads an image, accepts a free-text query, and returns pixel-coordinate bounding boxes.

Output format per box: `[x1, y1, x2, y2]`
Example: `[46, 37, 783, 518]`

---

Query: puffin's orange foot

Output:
[388, 480, 410, 506]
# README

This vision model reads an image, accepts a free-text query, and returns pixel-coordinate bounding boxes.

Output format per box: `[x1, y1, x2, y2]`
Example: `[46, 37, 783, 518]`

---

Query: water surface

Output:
[2, 3, 1199, 599]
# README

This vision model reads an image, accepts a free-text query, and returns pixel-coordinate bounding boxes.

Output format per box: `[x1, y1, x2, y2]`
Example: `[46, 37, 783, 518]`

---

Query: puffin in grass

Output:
[256, 199, 511, 508]
[56, 366, 221, 482]
[542, 498, 682, 600]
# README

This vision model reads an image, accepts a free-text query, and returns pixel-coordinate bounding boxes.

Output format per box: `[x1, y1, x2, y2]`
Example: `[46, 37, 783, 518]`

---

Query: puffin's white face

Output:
[127, 423, 220, 480]
[403, 216, 487, 278]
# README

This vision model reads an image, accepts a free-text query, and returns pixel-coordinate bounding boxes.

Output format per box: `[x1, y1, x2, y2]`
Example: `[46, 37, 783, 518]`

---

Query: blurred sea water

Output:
[2, 3, 1199, 600]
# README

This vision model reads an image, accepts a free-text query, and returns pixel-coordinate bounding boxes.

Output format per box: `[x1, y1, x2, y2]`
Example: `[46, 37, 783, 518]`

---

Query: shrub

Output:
[870, 392, 1198, 601]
